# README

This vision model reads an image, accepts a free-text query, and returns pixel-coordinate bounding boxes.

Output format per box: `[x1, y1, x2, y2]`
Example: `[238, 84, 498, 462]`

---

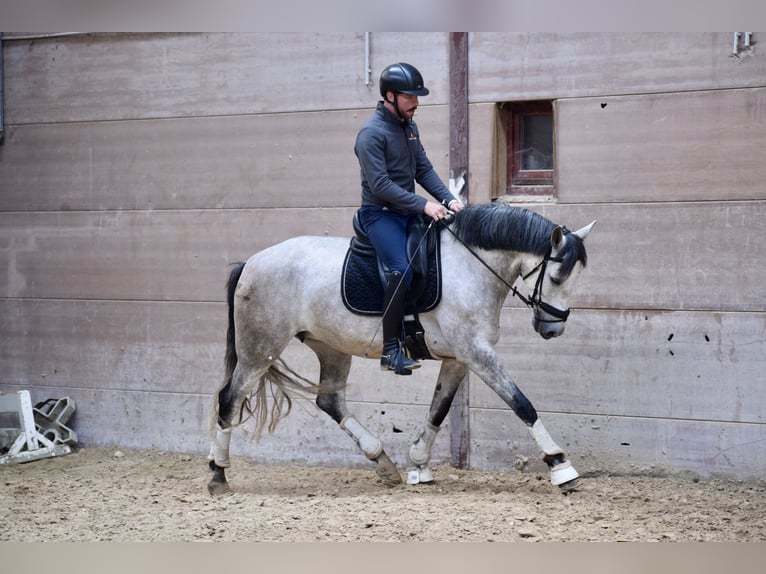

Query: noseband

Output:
[443, 223, 571, 324]
[520, 248, 571, 324]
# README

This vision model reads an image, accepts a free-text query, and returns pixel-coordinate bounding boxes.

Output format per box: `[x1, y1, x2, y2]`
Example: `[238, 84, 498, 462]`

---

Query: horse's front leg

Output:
[406, 359, 468, 484]
[463, 339, 580, 490]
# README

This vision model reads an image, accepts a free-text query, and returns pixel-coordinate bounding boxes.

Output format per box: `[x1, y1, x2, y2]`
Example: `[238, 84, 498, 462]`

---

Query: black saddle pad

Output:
[341, 233, 442, 317]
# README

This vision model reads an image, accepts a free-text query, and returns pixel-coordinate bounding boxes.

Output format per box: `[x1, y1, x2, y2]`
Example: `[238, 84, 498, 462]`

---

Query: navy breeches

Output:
[358, 206, 414, 286]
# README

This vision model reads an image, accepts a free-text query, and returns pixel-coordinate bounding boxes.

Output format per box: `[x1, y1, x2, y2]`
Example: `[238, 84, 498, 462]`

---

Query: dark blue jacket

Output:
[355, 101, 456, 216]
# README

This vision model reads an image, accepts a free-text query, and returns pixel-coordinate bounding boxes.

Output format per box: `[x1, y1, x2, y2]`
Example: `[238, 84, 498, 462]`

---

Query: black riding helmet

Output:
[379, 63, 429, 120]
[379, 62, 430, 98]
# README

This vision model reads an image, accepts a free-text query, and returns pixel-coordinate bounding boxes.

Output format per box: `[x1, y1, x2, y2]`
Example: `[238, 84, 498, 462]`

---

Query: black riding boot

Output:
[381, 271, 421, 375]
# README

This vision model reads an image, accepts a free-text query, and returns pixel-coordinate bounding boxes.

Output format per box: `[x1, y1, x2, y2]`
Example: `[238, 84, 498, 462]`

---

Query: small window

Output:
[495, 101, 554, 199]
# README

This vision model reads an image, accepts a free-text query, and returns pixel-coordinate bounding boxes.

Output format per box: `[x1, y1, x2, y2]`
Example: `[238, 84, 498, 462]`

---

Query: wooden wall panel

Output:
[556, 88, 766, 204]
[2, 200, 762, 309]
[0, 382, 450, 470]
[0, 112, 360, 211]
[470, 33, 766, 103]
[0, 208, 357, 301]
[466, 103, 495, 204]
[0, 298, 443, 407]
[0, 108, 450, 212]
[513, 201, 766, 312]
[12, 33, 762, 125]
[470, 309, 766, 424]
[469, 409, 766, 480]
[1, 299, 226, 395]
[3, 32, 449, 124]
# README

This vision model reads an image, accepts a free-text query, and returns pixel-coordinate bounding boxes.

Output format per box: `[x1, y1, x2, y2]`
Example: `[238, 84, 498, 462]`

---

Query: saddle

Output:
[341, 210, 443, 360]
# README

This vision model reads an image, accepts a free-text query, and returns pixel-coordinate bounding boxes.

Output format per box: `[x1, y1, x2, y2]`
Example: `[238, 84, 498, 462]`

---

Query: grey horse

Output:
[208, 203, 596, 494]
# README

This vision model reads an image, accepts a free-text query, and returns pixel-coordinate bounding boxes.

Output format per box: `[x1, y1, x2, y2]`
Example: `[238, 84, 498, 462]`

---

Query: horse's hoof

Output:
[207, 480, 231, 496]
[374, 453, 402, 485]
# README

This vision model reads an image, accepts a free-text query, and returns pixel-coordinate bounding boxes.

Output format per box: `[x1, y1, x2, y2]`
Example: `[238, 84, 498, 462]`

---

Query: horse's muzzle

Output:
[532, 306, 568, 339]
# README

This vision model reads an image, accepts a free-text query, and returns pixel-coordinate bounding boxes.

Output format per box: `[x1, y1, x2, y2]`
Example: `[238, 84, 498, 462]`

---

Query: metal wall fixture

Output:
[364, 32, 372, 87]
[732, 32, 753, 55]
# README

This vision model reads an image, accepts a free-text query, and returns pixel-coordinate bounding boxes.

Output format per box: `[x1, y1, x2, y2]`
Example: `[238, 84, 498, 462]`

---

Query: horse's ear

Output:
[572, 220, 597, 240]
[551, 226, 565, 250]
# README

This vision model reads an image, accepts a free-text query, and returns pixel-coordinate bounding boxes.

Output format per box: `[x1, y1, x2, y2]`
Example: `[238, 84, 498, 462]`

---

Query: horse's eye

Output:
[550, 275, 563, 286]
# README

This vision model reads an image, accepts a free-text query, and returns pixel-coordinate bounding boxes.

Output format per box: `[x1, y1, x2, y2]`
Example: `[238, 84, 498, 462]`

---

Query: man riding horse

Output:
[354, 62, 464, 375]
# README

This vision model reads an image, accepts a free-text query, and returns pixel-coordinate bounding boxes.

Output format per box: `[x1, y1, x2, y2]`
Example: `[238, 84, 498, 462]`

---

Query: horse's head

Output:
[520, 221, 596, 340]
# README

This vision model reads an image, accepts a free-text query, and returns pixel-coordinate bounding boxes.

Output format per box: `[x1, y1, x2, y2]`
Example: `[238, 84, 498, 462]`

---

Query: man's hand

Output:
[448, 199, 464, 213]
[424, 201, 449, 221]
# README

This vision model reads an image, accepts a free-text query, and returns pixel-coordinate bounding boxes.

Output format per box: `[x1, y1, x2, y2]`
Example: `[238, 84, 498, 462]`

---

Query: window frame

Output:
[496, 100, 555, 198]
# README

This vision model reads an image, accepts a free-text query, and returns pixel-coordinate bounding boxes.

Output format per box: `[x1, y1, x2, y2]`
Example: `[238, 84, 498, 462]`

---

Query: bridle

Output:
[518, 246, 571, 324]
[442, 222, 571, 325]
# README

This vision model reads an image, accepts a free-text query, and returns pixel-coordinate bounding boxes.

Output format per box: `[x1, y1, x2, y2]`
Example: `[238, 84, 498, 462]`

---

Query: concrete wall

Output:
[1, 32, 763, 480]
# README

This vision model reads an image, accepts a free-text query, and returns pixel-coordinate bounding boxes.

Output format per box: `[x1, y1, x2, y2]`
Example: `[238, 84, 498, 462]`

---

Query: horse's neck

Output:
[447, 238, 525, 294]
[485, 249, 525, 283]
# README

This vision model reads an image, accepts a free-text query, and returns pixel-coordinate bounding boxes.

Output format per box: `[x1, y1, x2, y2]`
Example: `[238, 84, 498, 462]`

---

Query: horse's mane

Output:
[449, 203, 587, 279]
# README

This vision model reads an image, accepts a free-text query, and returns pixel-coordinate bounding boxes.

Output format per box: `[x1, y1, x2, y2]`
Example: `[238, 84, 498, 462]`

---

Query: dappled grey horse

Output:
[208, 203, 596, 494]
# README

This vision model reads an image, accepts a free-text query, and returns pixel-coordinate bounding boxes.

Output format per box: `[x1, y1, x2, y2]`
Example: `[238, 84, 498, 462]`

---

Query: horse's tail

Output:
[209, 262, 246, 436]
[212, 260, 319, 440]
[224, 261, 245, 382]
[246, 358, 320, 440]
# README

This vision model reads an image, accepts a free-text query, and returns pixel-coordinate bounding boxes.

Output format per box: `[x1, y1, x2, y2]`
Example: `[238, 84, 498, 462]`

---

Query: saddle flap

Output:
[405, 214, 434, 304]
[341, 212, 442, 317]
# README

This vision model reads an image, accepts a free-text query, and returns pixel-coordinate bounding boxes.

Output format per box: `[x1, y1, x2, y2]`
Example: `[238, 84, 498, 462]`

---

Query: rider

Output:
[354, 62, 464, 375]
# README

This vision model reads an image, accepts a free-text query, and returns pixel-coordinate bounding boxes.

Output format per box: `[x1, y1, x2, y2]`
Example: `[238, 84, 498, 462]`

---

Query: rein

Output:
[441, 220, 571, 324]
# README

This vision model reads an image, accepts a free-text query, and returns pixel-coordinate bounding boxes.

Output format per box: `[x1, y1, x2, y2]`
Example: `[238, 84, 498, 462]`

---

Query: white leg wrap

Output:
[529, 420, 579, 486]
[408, 421, 440, 466]
[341, 416, 383, 460]
[407, 466, 435, 484]
[529, 420, 564, 456]
[208, 427, 232, 468]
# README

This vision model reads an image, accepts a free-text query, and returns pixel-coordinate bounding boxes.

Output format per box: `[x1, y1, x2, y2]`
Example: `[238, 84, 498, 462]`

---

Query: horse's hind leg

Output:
[207, 385, 232, 495]
[207, 362, 262, 495]
[406, 359, 467, 484]
[208, 346, 289, 495]
[305, 339, 402, 485]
